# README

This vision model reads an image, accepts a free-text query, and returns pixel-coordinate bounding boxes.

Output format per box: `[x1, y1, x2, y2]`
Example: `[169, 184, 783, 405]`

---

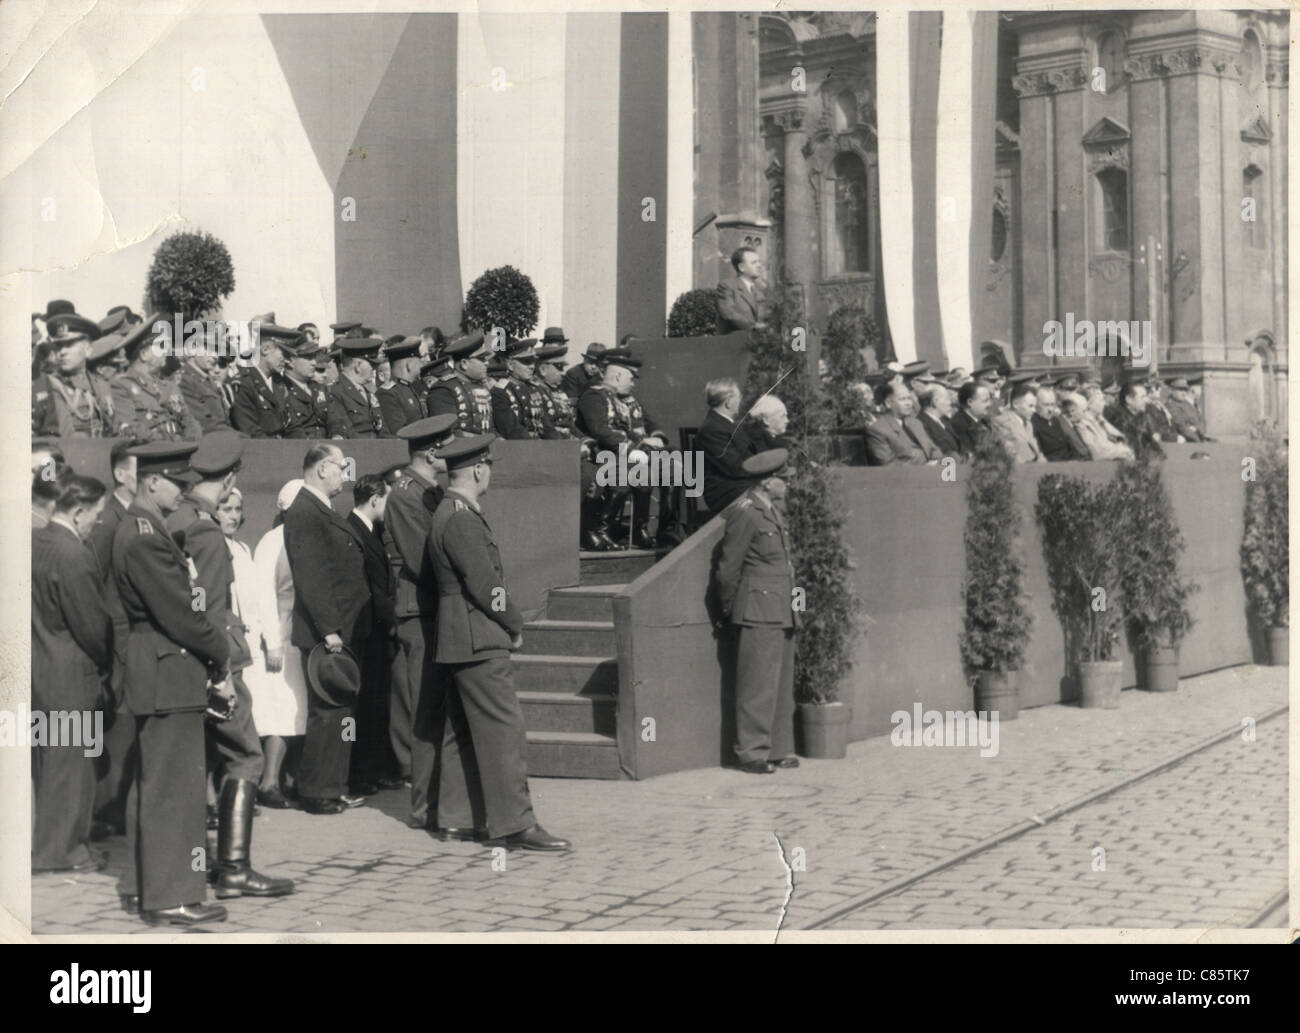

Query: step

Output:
[520, 619, 615, 656]
[519, 690, 617, 736]
[512, 653, 618, 694]
[526, 731, 622, 779]
[578, 549, 661, 586]
[546, 584, 626, 620]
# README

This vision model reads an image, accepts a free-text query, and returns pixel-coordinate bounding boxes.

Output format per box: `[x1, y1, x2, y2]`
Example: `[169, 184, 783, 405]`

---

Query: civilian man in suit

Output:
[113, 441, 231, 926]
[916, 384, 963, 458]
[1163, 377, 1209, 441]
[991, 382, 1047, 462]
[32, 474, 113, 873]
[1106, 380, 1183, 450]
[281, 442, 374, 814]
[1030, 386, 1090, 461]
[716, 247, 768, 334]
[428, 434, 570, 850]
[866, 383, 939, 465]
[561, 342, 607, 402]
[714, 450, 800, 774]
[698, 377, 754, 513]
[346, 473, 403, 794]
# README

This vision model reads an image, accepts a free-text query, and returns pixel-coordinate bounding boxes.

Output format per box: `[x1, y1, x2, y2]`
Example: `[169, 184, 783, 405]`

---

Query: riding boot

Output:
[215, 779, 294, 899]
[596, 490, 630, 549]
[581, 495, 616, 551]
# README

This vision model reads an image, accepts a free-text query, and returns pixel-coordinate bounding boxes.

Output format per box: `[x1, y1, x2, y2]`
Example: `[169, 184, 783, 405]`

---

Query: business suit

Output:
[715, 276, 765, 333]
[950, 409, 989, 458]
[113, 502, 229, 911]
[992, 410, 1046, 463]
[1165, 396, 1207, 441]
[918, 410, 962, 457]
[866, 412, 929, 465]
[561, 363, 603, 403]
[698, 409, 754, 513]
[31, 521, 113, 870]
[346, 511, 401, 786]
[1031, 412, 1090, 461]
[715, 490, 798, 765]
[428, 491, 534, 839]
[281, 487, 372, 800]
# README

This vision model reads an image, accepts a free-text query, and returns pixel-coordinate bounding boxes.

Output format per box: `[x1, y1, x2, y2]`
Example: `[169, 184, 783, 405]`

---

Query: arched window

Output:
[1096, 167, 1129, 252]
[829, 152, 870, 275]
[1243, 165, 1266, 249]
[1095, 30, 1126, 92]
[1248, 344, 1272, 418]
[1240, 29, 1264, 88]
[991, 207, 1008, 261]
[834, 90, 857, 134]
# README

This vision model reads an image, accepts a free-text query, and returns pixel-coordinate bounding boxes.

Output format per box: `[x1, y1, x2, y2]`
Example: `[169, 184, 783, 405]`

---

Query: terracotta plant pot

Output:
[797, 701, 851, 759]
[1267, 626, 1288, 666]
[973, 669, 1019, 720]
[1078, 659, 1123, 709]
[1140, 644, 1179, 693]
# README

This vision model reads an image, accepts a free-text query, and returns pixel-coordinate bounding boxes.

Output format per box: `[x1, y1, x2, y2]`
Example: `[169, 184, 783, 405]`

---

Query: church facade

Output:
[692, 10, 1288, 436]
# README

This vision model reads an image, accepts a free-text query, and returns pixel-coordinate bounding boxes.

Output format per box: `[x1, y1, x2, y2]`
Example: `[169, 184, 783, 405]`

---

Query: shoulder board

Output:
[736, 497, 753, 509]
[197, 511, 213, 521]
[378, 383, 395, 393]
[452, 498, 467, 512]
[396, 475, 412, 489]
[35, 391, 48, 401]
[136, 518, 153, 534]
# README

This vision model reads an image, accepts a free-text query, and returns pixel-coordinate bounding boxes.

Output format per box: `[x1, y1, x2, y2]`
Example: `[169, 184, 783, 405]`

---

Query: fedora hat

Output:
[306, 643, 361, 707]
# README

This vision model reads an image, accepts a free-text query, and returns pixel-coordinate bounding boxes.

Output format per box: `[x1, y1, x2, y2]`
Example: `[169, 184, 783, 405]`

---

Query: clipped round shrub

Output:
[463, 265, 539, 340]
[667, 288, 719, 338]
[145, 231, 236, 322]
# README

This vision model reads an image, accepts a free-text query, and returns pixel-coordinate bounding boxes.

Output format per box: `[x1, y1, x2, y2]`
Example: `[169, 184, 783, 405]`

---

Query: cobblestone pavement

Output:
[25, 664, 1289, 938]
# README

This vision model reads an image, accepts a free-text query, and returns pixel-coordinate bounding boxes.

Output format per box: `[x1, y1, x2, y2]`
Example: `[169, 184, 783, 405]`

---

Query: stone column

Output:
[776, 104, 815, 312]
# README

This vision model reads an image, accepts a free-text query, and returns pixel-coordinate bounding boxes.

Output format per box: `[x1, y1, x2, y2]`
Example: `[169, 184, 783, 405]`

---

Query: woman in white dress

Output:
[244, 479, 310, 808]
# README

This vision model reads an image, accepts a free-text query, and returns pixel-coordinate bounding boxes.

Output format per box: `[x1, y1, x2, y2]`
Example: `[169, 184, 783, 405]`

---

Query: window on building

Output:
[1095, 30, 1126, 92]
[834, 90, 857, 134]
[1243, 165, 1266, 249]
[1096, 167, 1129, 252]
[991, 207, 1008, 261]
[829, 152, 870, 274]
[1240, 29, 1263, 88]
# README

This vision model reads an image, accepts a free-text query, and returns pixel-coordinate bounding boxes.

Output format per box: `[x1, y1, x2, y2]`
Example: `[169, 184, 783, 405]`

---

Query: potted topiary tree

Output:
[462, 265, 540, 341]
[667, 288, 719, 338]
[1036, 473, 1127, 708]
[960, 431, 1032, 718]
[145, 230, 236, 324]
[1115, 456, 1196, 691]
[1241, 422, 1289, 664]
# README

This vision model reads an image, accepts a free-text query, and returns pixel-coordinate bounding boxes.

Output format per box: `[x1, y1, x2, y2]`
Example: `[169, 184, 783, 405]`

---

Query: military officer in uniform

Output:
[425, 331, 496, 434]
[166, 431, 294, 899]
[178, 330, 232, 432]
[327, 338, 385, 438]
[377, 336, 427, 435]
[113, 441, 231, 926]
[535, 341, 606, 548]
[494, 339, 552, 439]
[32, 473, 113, 873]
[279, 335, 330, 438]
[419, 353, 453, 397]
[32, 312, 125, 438]
[230, 322, 294, 437]
[111, 322, 200, 441]
[428, 434, 570, 851]
[383, 415, 469, 831]
[715, 449, 800, 774]
[561, 342, 607, 402]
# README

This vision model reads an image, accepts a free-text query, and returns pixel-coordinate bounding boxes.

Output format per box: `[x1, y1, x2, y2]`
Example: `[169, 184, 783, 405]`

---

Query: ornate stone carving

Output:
[1264, 61, 1288, 86]
[1241, 115, 1272, 144]
[1082, 116, 1130, 173]
[1088, 254, 1131, 283]
[1122, 46, 1239, 81]
[1011, 66, 1088, 97]
[772, 108, 807, 134]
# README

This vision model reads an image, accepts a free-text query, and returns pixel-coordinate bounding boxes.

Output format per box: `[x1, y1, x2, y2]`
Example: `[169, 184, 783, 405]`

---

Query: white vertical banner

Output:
[874, 9, 917, 363]
[935, 10, 976, 372]
[664, 10, 694, 328]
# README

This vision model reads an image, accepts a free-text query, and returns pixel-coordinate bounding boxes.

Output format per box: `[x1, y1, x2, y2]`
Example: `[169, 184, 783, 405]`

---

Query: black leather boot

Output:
[215, 779, 294, 899]
[581, 496, 616, 551]
[596, 491, 630, 549]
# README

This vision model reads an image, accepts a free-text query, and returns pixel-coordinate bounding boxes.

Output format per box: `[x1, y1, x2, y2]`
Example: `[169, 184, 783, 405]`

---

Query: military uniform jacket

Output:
[111, 368, 197, 441]
[179, 362, 230, 432]
[166, 494, 253, 673]
[428, 490, 523, 664]
[280, 374, 329, 439]
[112, 502, 230, 715]
[716, 491, 798, 629]
[281, 487, 373, 649]
[377, 379, 426, 437]
[32, 370, 124, 438]
[426, 374, 494, 434]
[382, 468, 445, 619]
[536, 382, 578, 439]
[561, 364, 602, 403]
[494, 377, 548, 439]
[231, 367, 287, 437]
[577, 384, 637, 451]
[32, 522, 113, 712]
[327, 376, 383, 438]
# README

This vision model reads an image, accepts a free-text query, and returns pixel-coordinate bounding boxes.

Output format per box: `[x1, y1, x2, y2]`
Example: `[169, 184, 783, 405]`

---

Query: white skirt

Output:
[244, 643, 308, 738]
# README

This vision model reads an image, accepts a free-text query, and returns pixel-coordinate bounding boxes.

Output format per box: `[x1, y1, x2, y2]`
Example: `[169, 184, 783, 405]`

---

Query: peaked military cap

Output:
[98, 308, 130, 335]
[329, 321, 362, 335]
[601, 348, 641, 370]
[256, 322, 303, 342]
[47, 313, 102, 343]
[119, 315, 160, 360]
[339, 338, 381, 361]
[444, 330, 488, 360]
[385, 337, 422, 361]
[437, 432, 497, 470]
[534, 343, 567, 362]
[420, 356, 452, 378]
[130, 441, 200, 484]
[397, 413, 459, 450]
[742, 448, 789, 478]
[1055, 374, 1080, 392]
[87, 331, 127, 365]
[190, 429, 244, 478]
[901, 361, 930, 379]
[503, 338, 538, 361]
[1165, 376, 1190, 390]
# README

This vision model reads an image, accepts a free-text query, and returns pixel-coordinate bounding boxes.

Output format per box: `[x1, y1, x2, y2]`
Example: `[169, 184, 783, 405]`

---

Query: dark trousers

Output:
[412, 664, 475, 830]
[298, 652, 354, 800]
[388, 622, 410, 775]
[734, 625, 796, 765]
[93, 703, 136, 826]
[351, 631, 400, 785]
[391, 616, 430, 777]
[205, 670, 263, 786]
[127, 711, 207, 911]
[445, 657, 535, 839]
[32, 733, 97, 870]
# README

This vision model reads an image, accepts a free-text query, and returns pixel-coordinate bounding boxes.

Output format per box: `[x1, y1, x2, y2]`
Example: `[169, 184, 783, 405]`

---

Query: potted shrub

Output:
[1115, 456, 1196, 691]
[667, 288, 719, 338]
[462, 265, 540, 340]
[1036, 473, 1127, 708]
[1240, 423, 1289, 664]
[960, 432, 1032, 718]
[145, 230, 236, 323]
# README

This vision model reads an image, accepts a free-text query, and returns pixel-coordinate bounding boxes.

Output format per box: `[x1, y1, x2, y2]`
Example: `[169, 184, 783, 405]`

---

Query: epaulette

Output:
[197, 511, 213, 521]
[135, 518, 153, 534]
[736, 497, 753, 509]
[452, 498, 467, 512]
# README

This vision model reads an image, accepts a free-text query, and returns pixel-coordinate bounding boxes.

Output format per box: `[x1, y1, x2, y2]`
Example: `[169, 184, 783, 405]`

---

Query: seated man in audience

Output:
[1060, 392, 1133, 461]
[991, 382, 1046, 463]
[915, 384, 962, 458]
[865, 383, 938, 466]
[698, 378, 754, 513]
[745, 395, 792, 453]
[1105, 381, 1184, 449]
[1163, 377, 1210, 442]
[1030, 386, 1089, 461]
